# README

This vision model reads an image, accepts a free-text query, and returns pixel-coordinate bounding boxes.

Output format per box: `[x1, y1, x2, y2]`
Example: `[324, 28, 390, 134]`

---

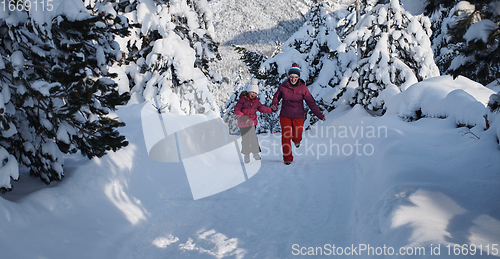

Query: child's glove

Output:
[271, 105, 278, 112]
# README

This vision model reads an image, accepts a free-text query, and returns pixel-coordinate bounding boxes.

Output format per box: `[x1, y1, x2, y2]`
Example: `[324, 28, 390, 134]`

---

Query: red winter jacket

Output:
[271, 79, 325, 120]
[234, 92, 273, 128]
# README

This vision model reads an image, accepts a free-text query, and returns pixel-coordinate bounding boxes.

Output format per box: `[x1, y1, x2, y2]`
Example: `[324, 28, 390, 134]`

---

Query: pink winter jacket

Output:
[234, 92, 273, 128]
[272, 79, 325, 120]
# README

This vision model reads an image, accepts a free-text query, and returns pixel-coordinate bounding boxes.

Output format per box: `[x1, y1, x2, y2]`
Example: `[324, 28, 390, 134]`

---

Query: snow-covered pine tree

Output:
[336, 4, 358, 39]
[427, 2, 458, 76]
[427, 0, 477, 79]
[0, 1, 131, 191]
[426, 0, 500, 85]
[0, 45, 18, 191]
[113, 0, 221, 115]
[445, 1, 500, 85]
[339, 0, 440, 112]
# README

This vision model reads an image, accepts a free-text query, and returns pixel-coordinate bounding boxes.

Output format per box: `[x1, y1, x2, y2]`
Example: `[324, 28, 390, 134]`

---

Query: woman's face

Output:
[289, 74, 299, 84]
[248, 91, 257, 98]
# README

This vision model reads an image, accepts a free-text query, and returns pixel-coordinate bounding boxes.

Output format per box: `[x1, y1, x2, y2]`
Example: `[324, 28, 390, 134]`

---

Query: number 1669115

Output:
[2, 0, 53, 12]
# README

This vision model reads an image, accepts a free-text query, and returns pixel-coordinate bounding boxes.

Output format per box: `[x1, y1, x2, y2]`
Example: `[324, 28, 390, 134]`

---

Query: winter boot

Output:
[244, 155, 250, 163]
[294, 142, 300, 148]
[253, 153, 261, 160]
[284, 161, 292, 165]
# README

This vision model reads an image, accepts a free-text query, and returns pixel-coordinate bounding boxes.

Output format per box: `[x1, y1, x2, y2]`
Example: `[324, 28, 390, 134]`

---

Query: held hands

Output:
[271, 104, 278, 112]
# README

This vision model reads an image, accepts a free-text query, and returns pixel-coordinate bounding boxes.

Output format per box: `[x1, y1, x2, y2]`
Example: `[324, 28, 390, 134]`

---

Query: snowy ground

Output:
[1, 97, 499, 258]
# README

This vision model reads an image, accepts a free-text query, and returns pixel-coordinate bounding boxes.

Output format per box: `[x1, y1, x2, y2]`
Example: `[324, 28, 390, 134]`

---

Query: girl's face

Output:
[289, 75, 299, 84]
[248, 91, 257, 98]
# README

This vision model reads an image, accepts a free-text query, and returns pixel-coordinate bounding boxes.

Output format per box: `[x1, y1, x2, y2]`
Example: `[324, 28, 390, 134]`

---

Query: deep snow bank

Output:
[386, 75, 495, 128]
[350, 104, 500, 258]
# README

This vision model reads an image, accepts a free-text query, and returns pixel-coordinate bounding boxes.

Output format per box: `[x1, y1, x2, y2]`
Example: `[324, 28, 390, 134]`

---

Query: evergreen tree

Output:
[0, 2, 130, 191]
[424, 0, 458, 15]
[428, 0, 478, 79]
[113, 0, 222, 115]
[338, 0, 439, 112]
[427, 2, 460, 76]
[446, 1, 500, 85]
[426, 0, 500, 85]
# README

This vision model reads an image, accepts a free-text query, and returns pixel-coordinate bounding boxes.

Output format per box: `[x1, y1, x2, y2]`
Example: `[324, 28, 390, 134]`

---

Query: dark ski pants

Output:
[280, 117, 304, 162]
[239, 126, 260, 156]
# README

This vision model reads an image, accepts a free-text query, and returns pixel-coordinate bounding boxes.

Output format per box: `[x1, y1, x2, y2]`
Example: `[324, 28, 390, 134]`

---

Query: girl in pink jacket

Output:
[234, 80, 276, 163]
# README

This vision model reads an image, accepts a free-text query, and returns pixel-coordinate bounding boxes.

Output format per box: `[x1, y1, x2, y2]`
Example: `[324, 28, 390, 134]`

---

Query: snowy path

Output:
[120, 158, 356, 258]
[1, 104, 499, 258]
[105, 104, 359, 258]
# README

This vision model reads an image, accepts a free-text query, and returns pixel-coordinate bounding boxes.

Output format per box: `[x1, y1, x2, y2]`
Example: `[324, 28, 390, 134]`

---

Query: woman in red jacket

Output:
[272, 63, 326, 165]
[234, 80, 277, 163]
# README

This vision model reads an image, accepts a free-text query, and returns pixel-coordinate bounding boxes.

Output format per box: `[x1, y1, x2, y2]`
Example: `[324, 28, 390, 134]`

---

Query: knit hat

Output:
[288, 63, 301, 77]
[246, 79, 259, 94]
